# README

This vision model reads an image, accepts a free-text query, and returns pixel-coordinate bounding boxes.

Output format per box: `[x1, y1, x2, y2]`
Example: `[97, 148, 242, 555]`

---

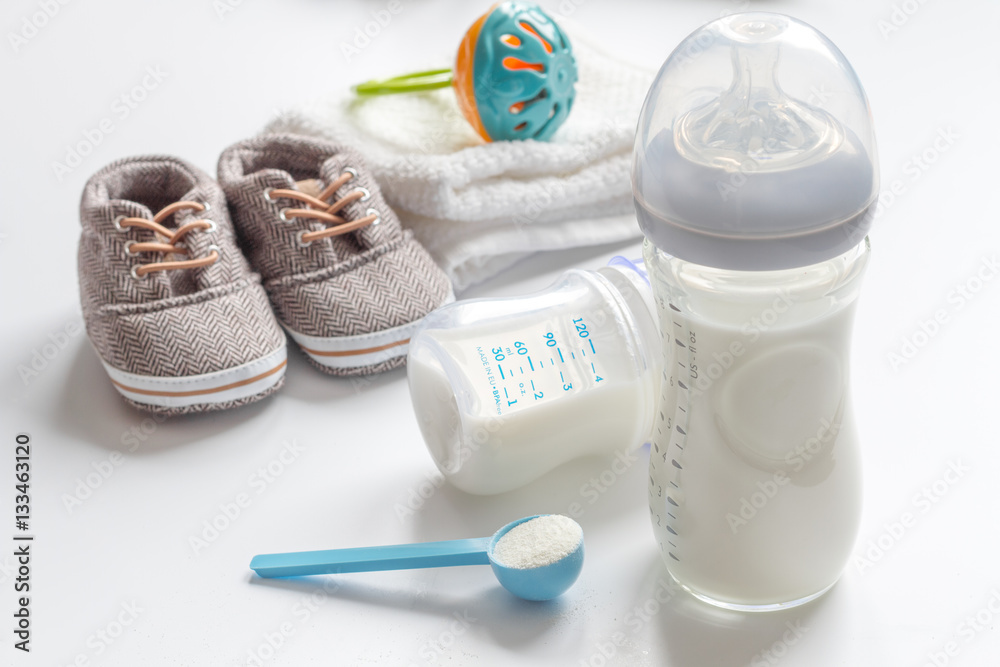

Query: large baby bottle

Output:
[408, 258, 661, 495]
[633, 13, 878, 610]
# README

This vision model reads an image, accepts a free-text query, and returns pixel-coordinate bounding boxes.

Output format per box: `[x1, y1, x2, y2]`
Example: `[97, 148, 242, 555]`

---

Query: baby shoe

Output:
[217, 134, 454, 375]
[78, 156, 288, 414]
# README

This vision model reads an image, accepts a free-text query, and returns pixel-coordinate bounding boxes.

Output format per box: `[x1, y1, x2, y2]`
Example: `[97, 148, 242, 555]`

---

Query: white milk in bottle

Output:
[408, 258, 661, 495]
[633, 13, 879, 609]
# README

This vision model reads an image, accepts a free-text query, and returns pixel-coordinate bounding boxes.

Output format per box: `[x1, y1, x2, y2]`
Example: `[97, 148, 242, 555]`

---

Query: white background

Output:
[2, 0, 999, 665]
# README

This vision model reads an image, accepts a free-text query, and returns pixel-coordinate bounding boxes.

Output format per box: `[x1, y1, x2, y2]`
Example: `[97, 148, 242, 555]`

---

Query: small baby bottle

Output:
[633, 13, 878, 609]
[407, 258, 661, 495]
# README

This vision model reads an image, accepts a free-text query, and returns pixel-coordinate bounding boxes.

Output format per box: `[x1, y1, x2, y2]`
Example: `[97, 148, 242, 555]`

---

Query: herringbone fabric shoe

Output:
[78, 156, 288, 414]
[218, 134, 454, 375]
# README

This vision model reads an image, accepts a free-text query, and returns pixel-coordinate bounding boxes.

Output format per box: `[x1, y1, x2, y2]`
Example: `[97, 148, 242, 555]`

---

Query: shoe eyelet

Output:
[113, 215, 127, 232]
[367, 208, 381, 225]
[357, 187, 371, 202]
[201, 201, 212, 213]
[279, 208, 292, 223]
[124, 240, 140, 256]
[296, 231, 312, 248]
[129, 265, 146, 281]
[263, 187, 275, 203]
[206, 244, 222, 258]
[343, 167, 358, 181]
[202, 219, 218, 233]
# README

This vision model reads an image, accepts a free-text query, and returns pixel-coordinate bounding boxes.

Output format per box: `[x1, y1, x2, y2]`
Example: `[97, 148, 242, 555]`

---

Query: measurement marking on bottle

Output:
[589, 340, 596, 354]
[559, 371, 565, 382]
[557, 348, 565, 362]
[675, 339, 686, 348]
[539, 360, 544, 368]
[678, 380, 688, 390]
[503, 387, 509, 398]
[530, 380, 536, 391]
[667, 512, 676, 520]
[676, 425, 686, 435]
[528, 357, 534, 371]
[550, 358, 555, 365]
[520, 367, 523, 374]
[590, 362, 596, 373]
[581, 348, 586, 357]
[669, 303, 681, 312]
[670, 481, 679, 489]
[499, 366, 505, 379]
[571, 352, 576, 359]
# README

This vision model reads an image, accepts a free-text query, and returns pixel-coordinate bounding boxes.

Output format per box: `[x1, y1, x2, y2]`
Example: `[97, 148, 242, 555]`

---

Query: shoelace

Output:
[114, 201, 219, 280]
[264, 170, 380, 247]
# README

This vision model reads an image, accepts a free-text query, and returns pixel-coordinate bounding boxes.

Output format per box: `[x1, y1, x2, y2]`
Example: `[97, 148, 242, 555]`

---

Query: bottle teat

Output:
[633, 13, 879, 271]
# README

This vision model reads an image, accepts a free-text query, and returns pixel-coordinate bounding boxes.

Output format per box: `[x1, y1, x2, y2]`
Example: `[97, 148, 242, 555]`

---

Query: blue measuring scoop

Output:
[249, 515, 584, 601]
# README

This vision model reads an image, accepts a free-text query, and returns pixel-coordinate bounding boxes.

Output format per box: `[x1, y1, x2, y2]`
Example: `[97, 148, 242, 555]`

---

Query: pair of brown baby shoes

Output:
[77, 134, 453, 415]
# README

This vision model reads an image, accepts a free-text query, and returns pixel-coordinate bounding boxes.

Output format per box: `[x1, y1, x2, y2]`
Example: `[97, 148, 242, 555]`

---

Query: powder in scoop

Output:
[491, 515, 583, 570]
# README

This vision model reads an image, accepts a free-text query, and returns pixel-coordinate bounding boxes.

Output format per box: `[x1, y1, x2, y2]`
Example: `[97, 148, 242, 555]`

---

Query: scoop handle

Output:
[250, 537, 492, 578]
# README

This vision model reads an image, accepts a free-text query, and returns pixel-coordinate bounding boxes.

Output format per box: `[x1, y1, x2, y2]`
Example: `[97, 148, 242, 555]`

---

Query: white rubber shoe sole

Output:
[285, 291, 456, 373]
[286, 318, 423, 372]
[102, 345, 287, 411]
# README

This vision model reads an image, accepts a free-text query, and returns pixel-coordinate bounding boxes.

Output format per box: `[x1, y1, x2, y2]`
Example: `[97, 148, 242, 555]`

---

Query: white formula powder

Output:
[491, 515, 583, 570]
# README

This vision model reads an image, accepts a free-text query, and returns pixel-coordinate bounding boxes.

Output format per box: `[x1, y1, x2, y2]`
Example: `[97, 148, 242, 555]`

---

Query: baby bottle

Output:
[633, 13, 878, 609]
[407, 258, 661, 495]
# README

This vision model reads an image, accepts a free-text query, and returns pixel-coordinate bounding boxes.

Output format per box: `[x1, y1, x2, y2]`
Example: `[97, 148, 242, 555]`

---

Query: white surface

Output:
[1, 1, 998, 666]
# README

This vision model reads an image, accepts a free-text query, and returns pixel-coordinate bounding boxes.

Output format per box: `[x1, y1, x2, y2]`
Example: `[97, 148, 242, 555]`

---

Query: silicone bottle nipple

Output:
[674, 15, 843, 173]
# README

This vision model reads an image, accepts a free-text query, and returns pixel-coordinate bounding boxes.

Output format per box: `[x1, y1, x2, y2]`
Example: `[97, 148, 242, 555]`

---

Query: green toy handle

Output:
[353, 68, 454, 96]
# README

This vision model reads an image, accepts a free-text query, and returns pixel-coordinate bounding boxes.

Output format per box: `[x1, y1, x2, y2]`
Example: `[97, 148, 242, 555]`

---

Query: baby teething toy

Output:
[353, 2, 577, 142]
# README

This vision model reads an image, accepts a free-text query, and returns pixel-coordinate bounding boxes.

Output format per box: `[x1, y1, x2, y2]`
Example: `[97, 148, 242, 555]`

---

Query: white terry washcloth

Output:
[266, 29, 655, 290]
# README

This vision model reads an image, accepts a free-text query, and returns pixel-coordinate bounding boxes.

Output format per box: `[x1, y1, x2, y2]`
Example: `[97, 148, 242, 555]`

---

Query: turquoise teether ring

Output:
[471, 3, 577, 141]
[353, 2, 577, 143]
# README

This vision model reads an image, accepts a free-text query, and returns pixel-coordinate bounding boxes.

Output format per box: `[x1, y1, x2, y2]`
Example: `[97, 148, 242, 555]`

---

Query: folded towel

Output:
[266, 28, 654, 290]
